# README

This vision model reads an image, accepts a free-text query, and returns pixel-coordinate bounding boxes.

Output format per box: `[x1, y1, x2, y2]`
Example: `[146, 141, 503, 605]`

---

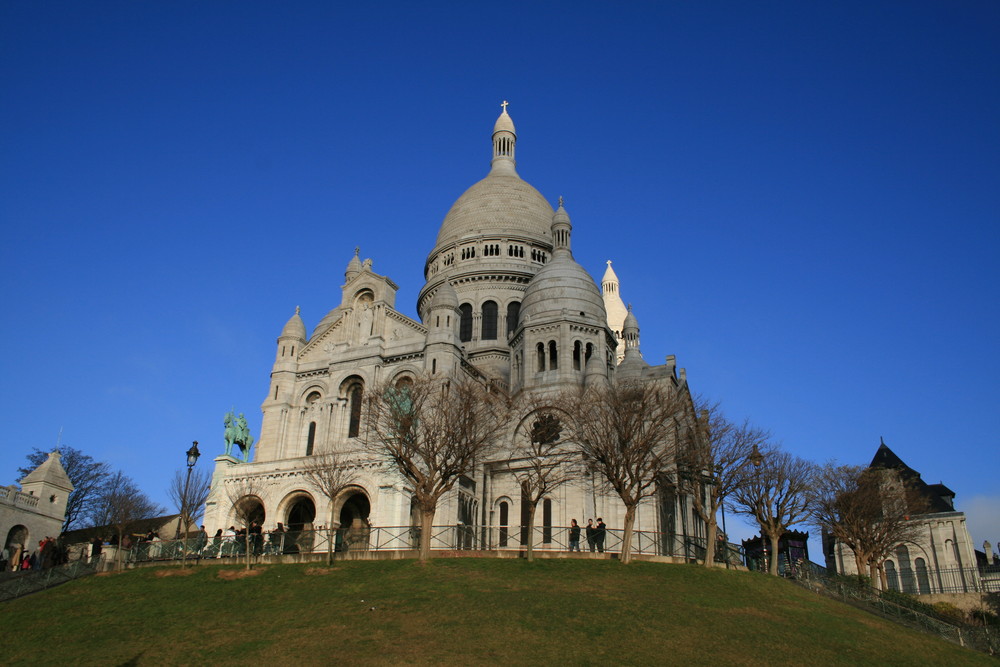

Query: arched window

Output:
[536, 343, 545, 372]
[573, 341, 582, 371]
[481, 301, 498, 340]
[306, 421, 316, 456]
[896, 545, 915, 594]
[543, 498, 552, 544]
[499, 501, 509, 547]
[548, 341, 558, 370]
[506, 301, 521, 336]
[348, 383, 364, 438]
[885, 559, 900, 591]
[459, 303, 473, 342]
[915, 557, 930, 594]
[585, 342, 594, 362]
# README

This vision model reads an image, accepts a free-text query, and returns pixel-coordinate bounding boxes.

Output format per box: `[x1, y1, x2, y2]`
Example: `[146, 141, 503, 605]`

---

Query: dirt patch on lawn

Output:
[154, 568, 198, 578]
[217, 568, 266, 580]
[304, 567, 339, 576]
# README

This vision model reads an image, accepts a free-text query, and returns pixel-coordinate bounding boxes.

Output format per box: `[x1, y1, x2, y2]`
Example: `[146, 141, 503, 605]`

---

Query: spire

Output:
[280, 306, 307, 341]
[491, 100, 517, 173]
[345, 246, 362, 281]
[602, 260, 620, 294]
[623, 304, 641, 356]
[551, 198, 572, 256]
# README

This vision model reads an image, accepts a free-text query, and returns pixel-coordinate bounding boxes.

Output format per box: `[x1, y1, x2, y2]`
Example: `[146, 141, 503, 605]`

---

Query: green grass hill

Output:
[4, 558, 993, 666]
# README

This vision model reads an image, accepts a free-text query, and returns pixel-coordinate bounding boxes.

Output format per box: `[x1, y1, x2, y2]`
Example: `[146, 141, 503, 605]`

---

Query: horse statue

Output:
[223, 411, 256, 462]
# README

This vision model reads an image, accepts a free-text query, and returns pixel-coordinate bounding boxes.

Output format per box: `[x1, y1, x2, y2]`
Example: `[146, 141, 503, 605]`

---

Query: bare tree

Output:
[167, 467, 212, 538]
[19, 446, 112, 532]
[812, 462, 929, 586]
[730, 448, 815, 575]
[364, 374, 508, 561]
[92, 471, 164, 570]
[508, 403, 580, 561]
[675, 402, 770, 568]
[302, 451, 358, 565]
[226, 476, 265, 570]
[562, 379, 688, 564]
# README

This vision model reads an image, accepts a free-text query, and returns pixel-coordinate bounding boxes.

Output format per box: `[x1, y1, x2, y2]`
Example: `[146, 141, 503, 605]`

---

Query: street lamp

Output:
[749, 443, 765, 573]
[714, 464, 729, 568]
[176, 441, 201, 542]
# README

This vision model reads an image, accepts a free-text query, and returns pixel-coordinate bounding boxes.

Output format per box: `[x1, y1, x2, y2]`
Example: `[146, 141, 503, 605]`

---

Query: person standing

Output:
[568, 519, 581, 552]
[585, 519, 596, 552]
[595, 518, 607, 553]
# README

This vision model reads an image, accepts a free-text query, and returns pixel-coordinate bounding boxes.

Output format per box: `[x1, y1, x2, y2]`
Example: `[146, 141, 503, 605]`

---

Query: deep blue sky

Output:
[2, 2, 998, 550]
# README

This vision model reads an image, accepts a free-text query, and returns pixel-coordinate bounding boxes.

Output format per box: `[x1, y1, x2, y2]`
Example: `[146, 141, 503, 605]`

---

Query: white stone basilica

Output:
[203, 105, 704, 554]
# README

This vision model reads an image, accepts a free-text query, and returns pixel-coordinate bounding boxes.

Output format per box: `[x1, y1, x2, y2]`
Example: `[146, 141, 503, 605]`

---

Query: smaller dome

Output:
[280, 306, 307, 340]
[494, 107, 515, 135]
[430, 281, 458, 309]
[345, 247, 362, 280]
[520, 255, 606, 324]
[623, 308, 638, 332]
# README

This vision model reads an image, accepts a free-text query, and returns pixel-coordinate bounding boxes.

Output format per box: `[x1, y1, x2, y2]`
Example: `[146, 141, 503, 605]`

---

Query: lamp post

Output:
[714, 464, 729, 568]
[749, 443, 765, 573]
[176, 441, 201, 544]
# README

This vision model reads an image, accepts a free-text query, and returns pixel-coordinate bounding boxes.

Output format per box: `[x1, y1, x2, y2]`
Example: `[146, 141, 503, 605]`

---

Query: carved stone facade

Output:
[203, 106, 702, 553]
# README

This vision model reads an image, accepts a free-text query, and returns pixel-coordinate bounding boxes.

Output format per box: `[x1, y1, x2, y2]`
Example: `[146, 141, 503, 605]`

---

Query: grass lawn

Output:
[3, 558, 993, 666]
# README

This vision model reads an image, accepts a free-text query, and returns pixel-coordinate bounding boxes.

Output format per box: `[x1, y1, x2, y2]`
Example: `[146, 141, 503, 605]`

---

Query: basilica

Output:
[202, 105, 704, 555]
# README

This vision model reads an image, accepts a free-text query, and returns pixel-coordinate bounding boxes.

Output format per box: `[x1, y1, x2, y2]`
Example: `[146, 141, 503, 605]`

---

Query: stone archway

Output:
[285, 496, 317, 554]
[5, 525, 29, 568]
[337, 491, 371, 552]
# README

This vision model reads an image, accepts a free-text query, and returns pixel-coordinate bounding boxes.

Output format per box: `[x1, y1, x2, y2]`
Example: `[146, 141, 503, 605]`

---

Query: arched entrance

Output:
[285, 496, 316, 554]
[234, 496, 266, 526]
[5, 525, 28, 550]
[337, 491, 371, 552]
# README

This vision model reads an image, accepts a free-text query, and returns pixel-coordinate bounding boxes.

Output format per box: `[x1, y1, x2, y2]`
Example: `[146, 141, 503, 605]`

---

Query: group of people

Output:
[2, 536, 68, 572]
[568, 518, 608, 552]
[204, 522, 300, 558]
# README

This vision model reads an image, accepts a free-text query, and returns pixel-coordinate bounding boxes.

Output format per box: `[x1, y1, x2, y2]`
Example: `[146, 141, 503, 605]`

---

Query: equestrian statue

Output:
[223, 410, 255, 463]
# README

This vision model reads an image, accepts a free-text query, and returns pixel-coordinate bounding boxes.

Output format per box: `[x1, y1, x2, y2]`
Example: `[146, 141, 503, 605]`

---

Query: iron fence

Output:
[886, 564, 1000, 595]
[113, 525, 744, 566]
[792, 566, 999, 656]
[0, 558, 103, 602]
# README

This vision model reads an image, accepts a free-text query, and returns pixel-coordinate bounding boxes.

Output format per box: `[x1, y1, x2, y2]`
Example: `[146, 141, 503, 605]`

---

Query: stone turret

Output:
[19, 450, 73, 523]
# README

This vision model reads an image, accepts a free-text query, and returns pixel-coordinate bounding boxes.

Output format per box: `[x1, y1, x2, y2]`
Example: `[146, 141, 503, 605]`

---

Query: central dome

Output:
[434, 172, 553, 247]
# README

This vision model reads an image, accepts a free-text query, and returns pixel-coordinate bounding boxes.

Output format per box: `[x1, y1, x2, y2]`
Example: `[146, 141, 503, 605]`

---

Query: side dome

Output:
[280, 306, 307, 340]
[434, 172, 553, 247]
[520, 255, 606, 325]
[429, 281, 459, 309]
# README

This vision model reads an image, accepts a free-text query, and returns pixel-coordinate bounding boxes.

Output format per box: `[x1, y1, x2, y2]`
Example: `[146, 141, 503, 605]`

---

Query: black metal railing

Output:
[98, 525, 744, 566]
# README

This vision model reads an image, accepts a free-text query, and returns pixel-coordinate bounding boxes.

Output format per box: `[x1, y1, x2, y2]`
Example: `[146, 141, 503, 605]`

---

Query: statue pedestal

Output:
[214, 454, 240, 465]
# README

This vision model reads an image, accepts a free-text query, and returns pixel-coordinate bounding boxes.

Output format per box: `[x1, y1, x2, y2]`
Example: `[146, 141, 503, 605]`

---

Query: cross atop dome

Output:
[501, 100, 509, 113]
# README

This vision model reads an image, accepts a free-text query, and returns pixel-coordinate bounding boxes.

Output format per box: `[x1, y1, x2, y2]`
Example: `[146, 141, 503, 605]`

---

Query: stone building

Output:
[202, 105, 703, 555]
[2, 451, 73, 561]
[824, 440, 980, 594]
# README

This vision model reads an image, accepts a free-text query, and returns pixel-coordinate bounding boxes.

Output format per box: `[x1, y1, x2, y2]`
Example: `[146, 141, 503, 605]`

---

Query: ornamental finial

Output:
[501, 100, 509, 113]
[558, 196, 564, 207]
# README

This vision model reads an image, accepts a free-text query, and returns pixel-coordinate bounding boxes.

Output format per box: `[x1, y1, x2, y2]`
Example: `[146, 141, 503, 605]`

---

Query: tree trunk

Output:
[525, 502, 537, 562]
[328, 509, 336, 566]
[877, 562, 888, 591]
[245, 532, 251, 571]
[620, 505, 637, 564]
[703, 514, 717, 568]
[869, 561, 879, 589]
[418, 507, 434, 561]
[769, 532, 781, 576]
[854, 551, 866, 582]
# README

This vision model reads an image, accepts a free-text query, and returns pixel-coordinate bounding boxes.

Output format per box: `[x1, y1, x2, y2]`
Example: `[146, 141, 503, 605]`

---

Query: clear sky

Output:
[2, 2, 998, 554]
